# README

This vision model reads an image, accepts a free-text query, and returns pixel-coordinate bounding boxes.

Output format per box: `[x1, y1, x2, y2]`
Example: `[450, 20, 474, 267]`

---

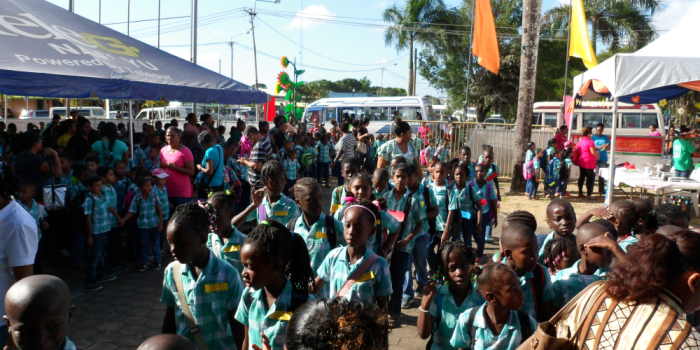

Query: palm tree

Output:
[383, 0, 446, 96]
[543, 0, 660, 53]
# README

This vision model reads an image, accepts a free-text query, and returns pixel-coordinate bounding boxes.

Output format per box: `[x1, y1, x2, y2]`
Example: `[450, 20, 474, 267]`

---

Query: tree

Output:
[383, 0, 446, 97]
[297, 78, 407, 100]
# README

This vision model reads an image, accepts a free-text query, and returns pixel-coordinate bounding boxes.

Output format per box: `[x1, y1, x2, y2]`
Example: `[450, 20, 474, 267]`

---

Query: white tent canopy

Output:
[571, 3, 700, 204]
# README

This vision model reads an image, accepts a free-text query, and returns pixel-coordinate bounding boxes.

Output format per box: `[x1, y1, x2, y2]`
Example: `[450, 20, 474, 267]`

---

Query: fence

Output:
[401, 120, 556, 178]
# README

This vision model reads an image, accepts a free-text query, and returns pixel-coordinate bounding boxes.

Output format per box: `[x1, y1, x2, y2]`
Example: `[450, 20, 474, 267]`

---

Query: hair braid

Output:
[504, 211, 538, 232]
[542, 237, 577, 276]
[289, 177, 319, 201]
[434, 241, 477, 286]
[261, 160, 285, 187]
[168, 203, 209, 237]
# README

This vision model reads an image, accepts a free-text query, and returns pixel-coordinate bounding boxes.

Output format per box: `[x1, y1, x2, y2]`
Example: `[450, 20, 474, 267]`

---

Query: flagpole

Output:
[560, 3, 573, 127]
[463, 0, 477, 118]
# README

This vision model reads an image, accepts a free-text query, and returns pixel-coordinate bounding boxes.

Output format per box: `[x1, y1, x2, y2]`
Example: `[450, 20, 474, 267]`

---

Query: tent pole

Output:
[462, 0, 477, 119]
[3, 95, 6, 125]
[129, 99, 134, 159]
[605, 97, 619, 205]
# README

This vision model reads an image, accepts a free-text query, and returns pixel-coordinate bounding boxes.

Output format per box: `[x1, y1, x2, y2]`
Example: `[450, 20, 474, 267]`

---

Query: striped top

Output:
[336, 133, 356, 160]
[556, 283, 700, 350]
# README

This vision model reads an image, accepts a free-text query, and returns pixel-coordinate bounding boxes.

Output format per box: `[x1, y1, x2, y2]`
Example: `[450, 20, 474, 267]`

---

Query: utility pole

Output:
[158, 0, 161, 49]
[229, 41, 234, 79]
[68, 0, 74, 12]
[127, 0, 130, 36]
[462, 0, 476, 118]
[98, 0, 101, 24]
[380, 68, 385, 97]
[512, 0, 544, 191]
[192, 0, 198, 114]
[245, 7, 260, 91]
[300, 0, 303, 68]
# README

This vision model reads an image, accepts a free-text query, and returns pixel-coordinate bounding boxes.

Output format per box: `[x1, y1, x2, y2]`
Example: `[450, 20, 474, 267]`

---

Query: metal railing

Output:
[400, 120, 556, 177]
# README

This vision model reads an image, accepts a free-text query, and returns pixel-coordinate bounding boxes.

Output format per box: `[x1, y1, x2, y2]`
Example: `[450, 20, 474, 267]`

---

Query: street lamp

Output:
[380, 63, 397, 97]
[229, 30, 251, 80]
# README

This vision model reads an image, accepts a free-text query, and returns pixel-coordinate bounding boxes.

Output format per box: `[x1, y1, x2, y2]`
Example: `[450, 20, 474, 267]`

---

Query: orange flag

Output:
[472, 0, 500, 74]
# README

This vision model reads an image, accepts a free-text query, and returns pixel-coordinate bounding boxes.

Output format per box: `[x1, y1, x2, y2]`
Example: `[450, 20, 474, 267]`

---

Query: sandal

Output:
[388, 315, 399, 328]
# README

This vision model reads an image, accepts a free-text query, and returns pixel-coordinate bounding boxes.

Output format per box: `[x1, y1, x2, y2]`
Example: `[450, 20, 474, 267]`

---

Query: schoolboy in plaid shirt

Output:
[316, 134, 333, 187]
[83, 175, 123, 292]
[97, 166, 125, 271]
[153, 169, 171, 256]
[161, 203, 245, 350]
[123, 177, 163, 272]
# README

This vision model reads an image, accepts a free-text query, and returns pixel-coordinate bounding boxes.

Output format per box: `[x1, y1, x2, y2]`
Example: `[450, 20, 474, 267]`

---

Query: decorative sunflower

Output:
[277, 71, 292, 89]
[275, 82, 282, 95]
[659, 99, 668, 107]
[280, 56, 289, 68]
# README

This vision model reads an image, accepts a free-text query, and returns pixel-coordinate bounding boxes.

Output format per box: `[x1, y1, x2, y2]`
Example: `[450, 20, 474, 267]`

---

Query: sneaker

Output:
[137, 264, 149, 272]
[475, 257, 484, 265]
[415, 291, 423, 298]
[152, 263, 162, 271]
[84, 284, 104, 292]
[401, 297, 412, 309]
[97, 275, 117, 283]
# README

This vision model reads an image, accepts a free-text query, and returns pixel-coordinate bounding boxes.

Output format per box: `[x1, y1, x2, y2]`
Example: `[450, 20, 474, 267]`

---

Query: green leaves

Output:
[295, 108, 304, 117]
[285, 90, 293, 101]
[284, 104, 294, 112]
[296, 69, 305, 76]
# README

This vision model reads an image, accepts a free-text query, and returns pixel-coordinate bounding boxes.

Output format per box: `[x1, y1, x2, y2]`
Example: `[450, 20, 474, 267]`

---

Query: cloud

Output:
[213, 30, 225, 36]
[286, 4, 336, 30]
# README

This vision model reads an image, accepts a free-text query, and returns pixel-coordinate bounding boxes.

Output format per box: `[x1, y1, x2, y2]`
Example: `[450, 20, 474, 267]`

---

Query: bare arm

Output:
[229, 312, 245, 350]
[441, 210, 456, 244]
[198, 158, 215, 176]
[11, 265, 33, 281]
[377, 156, 388, 170]
[165, 160, 195, 176]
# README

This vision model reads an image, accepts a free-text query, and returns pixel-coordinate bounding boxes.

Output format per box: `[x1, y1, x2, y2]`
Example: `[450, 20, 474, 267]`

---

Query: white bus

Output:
[303, 96, 436, 135]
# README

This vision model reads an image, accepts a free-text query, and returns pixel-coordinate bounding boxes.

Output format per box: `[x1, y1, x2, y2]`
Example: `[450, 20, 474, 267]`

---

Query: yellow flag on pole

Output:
[472, 0, 500, 74]
[569, 0, 598, 69]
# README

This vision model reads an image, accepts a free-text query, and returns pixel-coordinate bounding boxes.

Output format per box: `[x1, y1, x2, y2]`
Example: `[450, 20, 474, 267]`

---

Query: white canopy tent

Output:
[571, 3, 700, 204]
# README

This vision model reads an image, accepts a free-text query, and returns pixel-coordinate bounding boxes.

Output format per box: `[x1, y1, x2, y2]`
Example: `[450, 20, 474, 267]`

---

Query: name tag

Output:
[204, 283, 228, 293]
[375, 220, 381, 225]
[421, 201, 425, 208]
[316, 231, 327, 239]
[356, 271, 375, 283]
[461, 211, 472, 219]
[331, 204, 342, 213]
[269, 311, 293, 321]
[274, 211, 288, 217]
[223, 245, 240, 253]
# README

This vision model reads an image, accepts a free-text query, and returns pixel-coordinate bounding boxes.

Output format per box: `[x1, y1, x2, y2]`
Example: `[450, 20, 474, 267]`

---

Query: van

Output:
[135, 107, 189, 122]
[49, 107, 107, 118]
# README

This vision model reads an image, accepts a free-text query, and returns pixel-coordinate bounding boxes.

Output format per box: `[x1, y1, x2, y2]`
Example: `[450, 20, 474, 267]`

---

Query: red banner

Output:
[570, 135, 663, 154]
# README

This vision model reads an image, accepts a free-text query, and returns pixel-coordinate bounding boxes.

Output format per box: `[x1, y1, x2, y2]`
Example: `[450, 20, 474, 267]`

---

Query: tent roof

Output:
[0, 0, 267, 105]
[572, 3, 700, 104]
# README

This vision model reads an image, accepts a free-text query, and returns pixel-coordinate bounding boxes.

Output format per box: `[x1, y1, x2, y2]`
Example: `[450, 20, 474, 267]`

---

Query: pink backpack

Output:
[523, 160, 534, 180]
[420, 148, 428, 166]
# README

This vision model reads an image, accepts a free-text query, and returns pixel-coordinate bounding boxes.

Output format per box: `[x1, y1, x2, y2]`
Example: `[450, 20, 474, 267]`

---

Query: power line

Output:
[103, 15, 189, 26]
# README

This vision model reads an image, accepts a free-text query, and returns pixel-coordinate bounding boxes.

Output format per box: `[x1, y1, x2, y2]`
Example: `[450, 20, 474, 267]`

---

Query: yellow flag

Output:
[569, 0, 598, 69]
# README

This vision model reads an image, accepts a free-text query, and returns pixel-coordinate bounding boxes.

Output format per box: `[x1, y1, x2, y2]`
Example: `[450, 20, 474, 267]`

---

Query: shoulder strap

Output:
[325, 214, 337, 249]
[423, 185, 432, 208]
[288, 287, 308, 313]
[531, 264, 545, 319]
[211, 236, 222, 259]
[467, 307, 480, 350]
[172, 262, 210, 350]
[336, 253, 379, 298]
[517, 311, 532, 344]
[285, 217, 298, 232]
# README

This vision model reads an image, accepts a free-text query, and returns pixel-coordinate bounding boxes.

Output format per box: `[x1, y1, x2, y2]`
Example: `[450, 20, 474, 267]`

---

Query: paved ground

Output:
[52, 178, 504, 349]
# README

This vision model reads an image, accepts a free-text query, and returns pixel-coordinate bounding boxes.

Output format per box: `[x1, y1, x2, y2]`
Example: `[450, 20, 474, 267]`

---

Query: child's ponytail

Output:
[287, 231, 315, 292]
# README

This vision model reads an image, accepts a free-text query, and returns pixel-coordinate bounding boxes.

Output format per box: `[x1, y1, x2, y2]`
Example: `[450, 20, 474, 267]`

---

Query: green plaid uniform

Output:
[292, 213, 345, 277]
[526, 150, 535, 163]
[552, 260, 604, 308]
[538, 231, 576, 263]
[422, 175, 434, 188]
[131, 146, 145, 168]
[411, 184, 436, 237]
[317, 246, 392, 304]
[70, 182, 87, 201]
[618, 235, 639, 253]
[436, 146, 449, 162]
[161, 252, 245, 350]
[429, 284, 484, 350]
[282, 159, 300, 180]
[378, 140, 420, 174]
[470, 180, 497, 216]
[381, 189, 424, 253]
[500, 258, 555, 320]
[207, 228, 248, 275]
[317, 143, 332, 163]
[84, 194, 112, 234]
[330, 186, 346, 214]
[451, 303, 538, 350]
[448, 184, 481, 219]
[372, 185, 393, 201]
[63, 338, 77, 350]
[485, 163, 500, 187]
[19, 199, 42, 240]
[424, 146, 435, 161]
[128, 193, 160, 229]
[154, 185, 170, 220]
[101, 185, 118, 228]
[235, 279, 315, 350]
[431, 184, 452, 232]
[255, 194, 301, 226]
[114, 177, 131, 210]
[533, 158, 541, 171]
[333, 207, 398, 253]
[546, 146, 556, 158]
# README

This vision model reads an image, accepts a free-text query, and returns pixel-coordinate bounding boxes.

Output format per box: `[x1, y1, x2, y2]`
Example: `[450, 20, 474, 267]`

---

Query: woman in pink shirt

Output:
[649, 124, 662, 136]
[160, 127, 195, 207]
[418, 122, 431, 145]
[576, 127, 600, 199]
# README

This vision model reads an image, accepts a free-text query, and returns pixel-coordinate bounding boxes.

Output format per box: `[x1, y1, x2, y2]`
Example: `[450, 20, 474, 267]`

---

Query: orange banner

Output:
[570, 135, 663, 154]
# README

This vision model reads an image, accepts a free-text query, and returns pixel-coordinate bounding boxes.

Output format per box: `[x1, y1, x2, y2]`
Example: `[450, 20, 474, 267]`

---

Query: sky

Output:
[48, 0, 689, 100]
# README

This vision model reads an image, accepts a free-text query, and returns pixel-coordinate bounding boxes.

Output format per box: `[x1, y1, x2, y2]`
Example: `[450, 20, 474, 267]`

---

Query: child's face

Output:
[289, 151, 297, 160]
[342, 164, 359, 180]
[102, 169, 116, 185]
[149, 147, 159, 159]
[506, 235, 538, 274]
[584, 242, 614, 269]
[433, 163, 447, 183]
[140, 180, 153, 195]
[4, 297, 74, 350]
[240, 243, 279, 290]
[295, 185, 323, 218]
[547, 203, 575, 238]
[557, 246, 580, 271]
[89, 181, 103, 195]
[343, 207, 375, 249]
[490, 270, 526, 311]
[86, 161, 97, 174]
[372, 175, 386, 190]
[390, 160, 404, 174]
[114, 163, 126, 177]
[392, 170, 409, 190]
[265, 172, 286, 195]
[350, 179, 372, 201]
[445, 250, 472, 288]
[460, 149, 471, 163]
[154, 177, 166, 187]
[482, 152, 493, 166]
[59, 158, 73, 173]
[530, 144, 536, 150]
[18, 185, 35, 203]
[474, 166, 486, 180]
[167, 224, 206, 265]
[537, 150, 543, 157]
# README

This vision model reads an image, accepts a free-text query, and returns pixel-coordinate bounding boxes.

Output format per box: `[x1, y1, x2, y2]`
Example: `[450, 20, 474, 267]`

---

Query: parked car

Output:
[19, 110, 50, 119]
[49, 107, 107, 118]
[483, 116, 508, 129]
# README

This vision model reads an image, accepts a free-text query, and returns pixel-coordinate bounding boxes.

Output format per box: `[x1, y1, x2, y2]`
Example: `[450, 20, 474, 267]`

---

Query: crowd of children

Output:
[4, 115, 700, 350]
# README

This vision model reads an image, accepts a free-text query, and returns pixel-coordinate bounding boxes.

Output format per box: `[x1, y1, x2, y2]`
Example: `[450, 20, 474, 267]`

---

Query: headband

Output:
[344, 203, 381, 224]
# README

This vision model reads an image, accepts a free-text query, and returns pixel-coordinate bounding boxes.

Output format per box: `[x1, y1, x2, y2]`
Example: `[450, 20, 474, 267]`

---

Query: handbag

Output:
[356, 140, 368, 155]
[516, 280, 606, 350]
[196, 145, 222, 199]
[43, 180, 67, 210]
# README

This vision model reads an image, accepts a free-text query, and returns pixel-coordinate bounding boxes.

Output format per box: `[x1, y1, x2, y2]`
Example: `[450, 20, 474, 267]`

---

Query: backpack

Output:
[420, 148, 428, 166]
[299, 152, 314, 173]
[469, 179, 495, 223]
[286, 214, 337, 249]
[523, 159, 535, 180]
[124, 191, 158, 224]
[423, 185, 436, 235]
[570, 146, 581, 166]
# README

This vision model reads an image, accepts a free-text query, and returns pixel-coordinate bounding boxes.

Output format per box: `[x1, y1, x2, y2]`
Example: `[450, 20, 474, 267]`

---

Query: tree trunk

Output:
[591, 17, 597, 54]
[413, 47, 418, 96]
[512, 0, 543, 192]
[408, 39, 414, 97]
